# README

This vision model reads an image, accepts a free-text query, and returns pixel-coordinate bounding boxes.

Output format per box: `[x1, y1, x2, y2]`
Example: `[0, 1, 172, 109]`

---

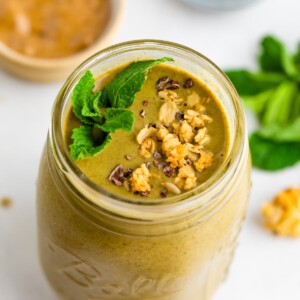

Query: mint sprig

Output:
[101, 57, 173, 108]
[226, 35, 300, 171]
[69, 58, 172, 160]
[98, 108, 134, 133]
[72, 70, 102, 124]
[70, 126, 111, 160]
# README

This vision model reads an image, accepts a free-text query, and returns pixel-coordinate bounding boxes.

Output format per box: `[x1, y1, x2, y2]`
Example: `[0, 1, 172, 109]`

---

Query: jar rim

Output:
[50, 39, 246, 221]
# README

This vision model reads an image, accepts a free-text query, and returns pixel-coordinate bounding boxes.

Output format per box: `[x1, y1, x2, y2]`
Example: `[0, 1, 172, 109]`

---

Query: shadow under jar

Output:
[36, 40, 251, 300]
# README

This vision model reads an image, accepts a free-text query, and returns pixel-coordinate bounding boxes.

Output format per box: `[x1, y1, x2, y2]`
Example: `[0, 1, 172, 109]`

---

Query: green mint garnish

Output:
[72, 70, 102, 124]
[70, 126, 111, 160]
[226, 35, 300, 171]
[101, 57, 174, 108]
[98, 108, 134, 133]
[69, 57, 173, 160]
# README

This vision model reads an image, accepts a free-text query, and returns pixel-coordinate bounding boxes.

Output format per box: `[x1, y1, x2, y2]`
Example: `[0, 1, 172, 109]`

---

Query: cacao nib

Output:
[175, 112, 184, 120]
[183, 78, 193, 88]
[124, 168, 133, 178]
[153, 151, 162, 159]
[109, 165, 124, 186]
[163, 166, 176, 177]
[141, 191, 150, 197]
[160, 189, 168, 198]
[156, 76, 170, 91]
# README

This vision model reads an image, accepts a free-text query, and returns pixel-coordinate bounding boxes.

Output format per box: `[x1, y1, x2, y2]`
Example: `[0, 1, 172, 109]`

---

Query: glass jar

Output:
[37, 40, 251, 300]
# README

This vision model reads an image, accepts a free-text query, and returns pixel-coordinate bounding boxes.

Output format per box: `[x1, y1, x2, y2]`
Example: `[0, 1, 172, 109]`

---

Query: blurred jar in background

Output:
[182, 0, 261, 10]
[0, 0, 123, 82]
[0, 0, 111, 58]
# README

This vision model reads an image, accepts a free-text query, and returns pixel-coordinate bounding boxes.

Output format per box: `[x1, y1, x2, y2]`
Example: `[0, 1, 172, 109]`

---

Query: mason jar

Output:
[36, 40, 251, 300]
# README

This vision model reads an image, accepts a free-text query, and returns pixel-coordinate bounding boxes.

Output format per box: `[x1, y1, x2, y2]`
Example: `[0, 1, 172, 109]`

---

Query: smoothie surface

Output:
[64, 63, 230, 199]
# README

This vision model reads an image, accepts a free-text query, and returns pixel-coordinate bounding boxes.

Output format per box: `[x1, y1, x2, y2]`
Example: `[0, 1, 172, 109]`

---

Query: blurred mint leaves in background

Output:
[226, 35, 300, 171]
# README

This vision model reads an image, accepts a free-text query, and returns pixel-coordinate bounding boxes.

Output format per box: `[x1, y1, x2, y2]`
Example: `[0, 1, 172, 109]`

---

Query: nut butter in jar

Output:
[37, 40, 251, 300]
[0, 0, 123, 81]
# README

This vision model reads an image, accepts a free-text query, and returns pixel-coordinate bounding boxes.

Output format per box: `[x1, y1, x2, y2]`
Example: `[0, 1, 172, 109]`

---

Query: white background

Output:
[0, 0, 300, 299]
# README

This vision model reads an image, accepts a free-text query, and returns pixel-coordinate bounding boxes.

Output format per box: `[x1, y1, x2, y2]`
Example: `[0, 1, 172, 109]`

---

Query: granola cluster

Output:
[130, 164, 151, 193]
[108, 77, 215, 198]
[262, 188, 300, 237]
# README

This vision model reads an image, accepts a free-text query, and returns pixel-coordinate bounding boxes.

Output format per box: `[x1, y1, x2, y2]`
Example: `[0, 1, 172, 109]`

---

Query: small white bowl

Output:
[0, 0, 124, 82]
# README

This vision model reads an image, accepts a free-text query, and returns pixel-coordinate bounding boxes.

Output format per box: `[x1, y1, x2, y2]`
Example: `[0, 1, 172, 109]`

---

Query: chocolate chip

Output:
[183, 78, 193, 88]
[143, 100, 149, 106]
[153, 151, 162, 159]
[125, 155, 132, 161]
[160, 189, 168, 198]
[175, 112, 184, 120]
[151, 124, 157, 128]
[109, 165, 124, 186]
[146, 162, 151, 169]
[140, 110, 146, 118]
[163, 166, 176, 177]
[124, 168, 133, 178]
[141, 191, 150, 197]
[156, 76, 170, 91]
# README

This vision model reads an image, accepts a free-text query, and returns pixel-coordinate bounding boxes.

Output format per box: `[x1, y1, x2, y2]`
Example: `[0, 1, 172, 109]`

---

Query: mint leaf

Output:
[99, 108, 134, 133]
[257, 117, 300, 142]
[72, 70, 102, 124]
[250, 133, 300, 170]
[262, 81, 297, 126]
[242, 89, 274, 115]
[225, 70, 285, 96]
[259, 36, 297, 77]
[70, 125, 111, 160]
[101, 57, 173, 108]
[291, 92, 300, 120]
[294, 42, 300, 69]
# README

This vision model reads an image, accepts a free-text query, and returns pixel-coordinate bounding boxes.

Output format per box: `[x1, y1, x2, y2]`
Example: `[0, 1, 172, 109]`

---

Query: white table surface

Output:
[1, 0, 300, 299]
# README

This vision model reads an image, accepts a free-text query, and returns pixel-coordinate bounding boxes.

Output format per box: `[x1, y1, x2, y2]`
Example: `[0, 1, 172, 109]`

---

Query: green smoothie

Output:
[37, 44, 251, 300]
